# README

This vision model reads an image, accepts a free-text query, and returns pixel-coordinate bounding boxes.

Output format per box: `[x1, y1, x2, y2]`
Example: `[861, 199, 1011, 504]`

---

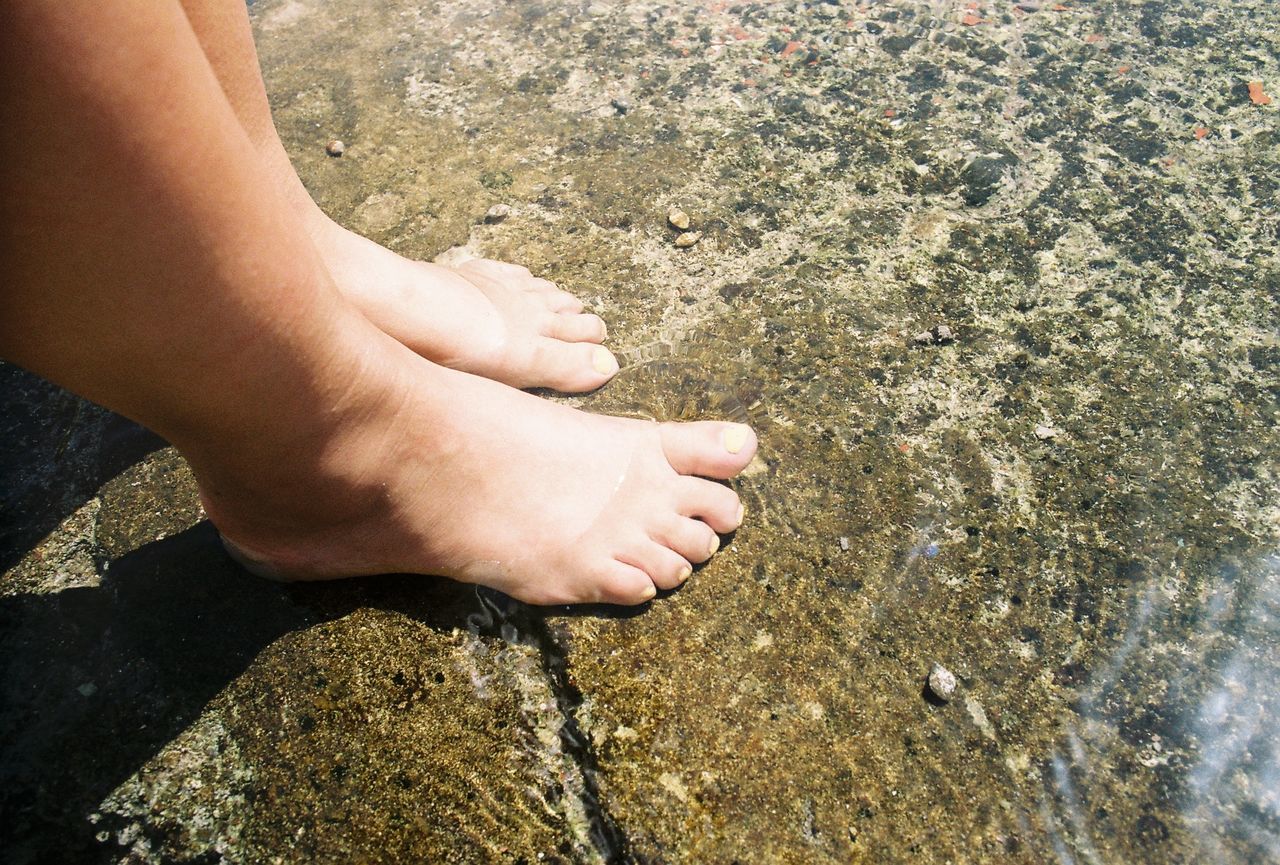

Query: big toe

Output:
[659, 421, 757, 479]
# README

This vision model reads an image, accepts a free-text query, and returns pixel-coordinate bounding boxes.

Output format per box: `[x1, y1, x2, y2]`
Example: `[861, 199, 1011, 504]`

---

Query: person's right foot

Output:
[200, 345, 757, 606]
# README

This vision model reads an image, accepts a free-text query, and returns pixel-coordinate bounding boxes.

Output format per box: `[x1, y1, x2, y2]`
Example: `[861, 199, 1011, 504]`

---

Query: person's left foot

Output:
[311, 218, 619, 393]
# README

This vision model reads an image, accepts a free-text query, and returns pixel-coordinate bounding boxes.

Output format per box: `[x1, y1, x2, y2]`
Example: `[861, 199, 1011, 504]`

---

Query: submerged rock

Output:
[668, 206, 691, 230]
[927, 664, 957, 701]
[674, 231, 702, 248]
[912, 324, 954, 345]
[959, 154, 1015, 206]
[484, 203, 512, 223]
[325, 139, 345, 157]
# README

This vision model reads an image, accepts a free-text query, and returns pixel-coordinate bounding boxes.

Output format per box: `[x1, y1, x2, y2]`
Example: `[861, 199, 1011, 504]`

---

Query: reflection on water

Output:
[1043, 555, 1279, 862]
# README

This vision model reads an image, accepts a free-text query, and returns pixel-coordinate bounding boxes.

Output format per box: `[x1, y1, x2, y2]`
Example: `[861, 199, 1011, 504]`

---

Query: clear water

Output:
[1, 0, 1277, 861]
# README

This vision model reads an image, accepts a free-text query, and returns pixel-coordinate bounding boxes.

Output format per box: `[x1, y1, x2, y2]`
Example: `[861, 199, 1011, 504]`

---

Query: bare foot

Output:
[200, 347, 757, 606]
[311, 217, 618, 393]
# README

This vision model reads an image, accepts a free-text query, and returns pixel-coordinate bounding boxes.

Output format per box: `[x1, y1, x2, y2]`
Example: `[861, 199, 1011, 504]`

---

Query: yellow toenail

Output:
[722, 425, 749, 454]
[593, 346, 618, 375]
[735, 502, 745, 527]
[708, 535, 720, 557]
[678, 565, 692, 583]
[640, 583, 657, 601]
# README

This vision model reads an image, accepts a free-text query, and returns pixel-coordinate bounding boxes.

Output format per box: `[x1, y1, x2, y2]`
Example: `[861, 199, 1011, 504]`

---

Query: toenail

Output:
[708, 535, 720, 557]
[734, 502, 745, 528]
[593, 346, 618, 375]
[640, 582, 658, 601]
[678, 565, 692, 583]
[600, 320, 609, 340]
[722, 425, 749, 454]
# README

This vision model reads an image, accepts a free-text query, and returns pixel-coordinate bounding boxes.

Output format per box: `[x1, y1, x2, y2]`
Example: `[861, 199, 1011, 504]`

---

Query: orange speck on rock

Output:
[742, 78, 756, 87]
[1084, 33, 1102, 43]
[884, 108, 896, 117]
[961, 12, 983, 25]
[1052, 3, 1068, 9]
[846, 19, 857, 28]
[1248, 81, 1272, 106]
[780, 25, 792, 33]
[898, 442, 911, 453]
[1194, 126, 1209, 139]
[728, 25, 753, 41]
[1116, 64, 1131, 74]
[781, 40, 804, 57]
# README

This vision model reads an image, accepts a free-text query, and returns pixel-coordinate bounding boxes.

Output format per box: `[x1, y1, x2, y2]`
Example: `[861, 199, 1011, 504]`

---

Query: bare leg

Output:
[0, 0, 756, 605]
[177, 0, 619, 393]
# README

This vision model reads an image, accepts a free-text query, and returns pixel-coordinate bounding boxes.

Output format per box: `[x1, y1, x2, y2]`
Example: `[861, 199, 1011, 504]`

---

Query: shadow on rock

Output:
[0, 366, 167, 575]
[0, 520, 486, 864]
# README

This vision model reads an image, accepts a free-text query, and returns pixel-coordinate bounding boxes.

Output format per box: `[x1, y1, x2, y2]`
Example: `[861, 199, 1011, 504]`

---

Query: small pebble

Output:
[325, 139, 345, 157]
[674, 231, 702, 248]
[668, 206, 691, 230]
[484, 203, 511, 224]
[927, 664, 957, 701]
[1034, 424, 1058, 440]
[839, 536, 850, 551]
[610, 98, 631, 115]
[934, 324, 954, 342]
[913, 331, 934, 345]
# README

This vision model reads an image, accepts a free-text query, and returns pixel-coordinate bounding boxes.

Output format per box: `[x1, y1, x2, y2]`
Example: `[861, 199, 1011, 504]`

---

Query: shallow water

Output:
[2, 0, 1277, 861]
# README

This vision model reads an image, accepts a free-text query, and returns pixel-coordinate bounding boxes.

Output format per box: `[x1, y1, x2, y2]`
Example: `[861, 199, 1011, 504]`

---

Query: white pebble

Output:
[927, 664, 957, 701]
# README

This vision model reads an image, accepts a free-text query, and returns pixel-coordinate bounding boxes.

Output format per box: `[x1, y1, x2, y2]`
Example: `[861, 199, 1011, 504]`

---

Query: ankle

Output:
[185, 323, 414, 566]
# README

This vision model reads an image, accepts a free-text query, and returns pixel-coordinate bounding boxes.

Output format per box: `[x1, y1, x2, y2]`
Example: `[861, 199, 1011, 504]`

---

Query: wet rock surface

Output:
[3, 0, 1278, 862]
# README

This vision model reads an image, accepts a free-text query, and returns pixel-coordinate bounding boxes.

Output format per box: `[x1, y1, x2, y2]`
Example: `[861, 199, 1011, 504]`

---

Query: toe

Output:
[595, 561, 657, 605]
[540, 286, 584, 313]
[458, 258, 531, 280]
[620, 540, 693, 591]
[653, 515, 721, 565]
[675, 477, 744, 533]
[529, 340, 618, 392]
[659, 421, 757, 479]
[545, 312, 607, 343]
